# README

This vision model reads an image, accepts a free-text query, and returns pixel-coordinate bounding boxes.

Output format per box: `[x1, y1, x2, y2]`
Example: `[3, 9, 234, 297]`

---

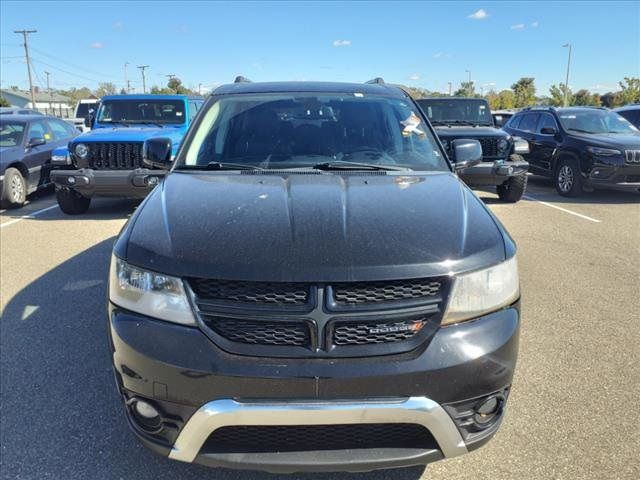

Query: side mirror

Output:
[513, 137, 530, 154]
[540, 127, 558, 135]
[452, 139, 483, 171]
[143, 138, 173, 169]
[27, 137, 46, 148]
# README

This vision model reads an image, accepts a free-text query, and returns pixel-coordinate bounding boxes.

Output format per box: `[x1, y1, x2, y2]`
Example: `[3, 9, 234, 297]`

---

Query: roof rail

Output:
[234, 76, 252, 84]
[365, 77, 385, 85]
[521, 106, 555, 111]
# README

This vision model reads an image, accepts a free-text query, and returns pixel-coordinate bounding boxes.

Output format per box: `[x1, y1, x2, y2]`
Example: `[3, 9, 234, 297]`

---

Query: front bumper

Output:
[51, 168, 165, 198]
[459, 159, 529, 187]
[109, 303, 520, 472]
[587, 162, 640, 193]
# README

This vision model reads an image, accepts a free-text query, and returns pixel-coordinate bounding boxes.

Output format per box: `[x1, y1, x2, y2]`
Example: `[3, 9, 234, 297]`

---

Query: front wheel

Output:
[56, 188, 91, 215]
[497, 174, 527, 203]
[1, 167, 27, 208]
[555, 158, 583, 197]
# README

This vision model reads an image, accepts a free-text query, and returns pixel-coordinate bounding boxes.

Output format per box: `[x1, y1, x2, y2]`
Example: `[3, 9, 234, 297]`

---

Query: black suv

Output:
[504, 106, 640, 196]
[417, 98, 529, 202]
[108, 79, 521, 473]
[614, 104, 640, 129]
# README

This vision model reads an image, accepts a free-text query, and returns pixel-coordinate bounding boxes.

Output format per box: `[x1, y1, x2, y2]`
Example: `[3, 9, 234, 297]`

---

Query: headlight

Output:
[74, 143, 89, 159]
[51, 153, 70, 165]
[513, 137, 529, 154]
[442, 256, 519, 326]
[586, 146, 621, 157]
[109, 255, 196, 326]
[497, 138, 509, 153]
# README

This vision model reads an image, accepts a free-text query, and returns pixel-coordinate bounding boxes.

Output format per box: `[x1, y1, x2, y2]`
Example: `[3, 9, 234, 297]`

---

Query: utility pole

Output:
[562, 43, 572, 107]
[198, 83, 202, 95]
[124, 62, 129, 93]
[127, 80, 132, 93]
[448, 82, 452, 96]
[137, 65, 149, 93]
[14, 29, 37, 108]
[465, 69, 471, 84]
[44, 70, 52, 114]
[165, 74, 176, 92]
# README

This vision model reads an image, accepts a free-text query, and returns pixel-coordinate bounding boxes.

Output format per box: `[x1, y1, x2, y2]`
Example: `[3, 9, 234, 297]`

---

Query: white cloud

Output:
[113, 21, 124, 30]
[433, 52, 451, 59]
[90, 42, 104, 49]
[510, 24, 525, 30]
[468, 9, 489, 20]
[531, 21, 539, 27]
[332, 40, 351, 47]
[409, 74, 420, 81]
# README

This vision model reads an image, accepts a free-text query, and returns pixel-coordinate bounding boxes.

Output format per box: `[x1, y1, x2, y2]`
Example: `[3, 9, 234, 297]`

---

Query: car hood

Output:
[119, 171, 508, 282]
[568, 132, 640, 149]
[433, 126, 508, 139]
[73, 126, 186, 143]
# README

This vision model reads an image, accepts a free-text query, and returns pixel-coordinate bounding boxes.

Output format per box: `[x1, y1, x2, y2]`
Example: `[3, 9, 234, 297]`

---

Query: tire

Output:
[555, 157, 583, 197]
[56, 188, 91, 215]
[497, 173, 527, 203]
[1, 167, 27, 208]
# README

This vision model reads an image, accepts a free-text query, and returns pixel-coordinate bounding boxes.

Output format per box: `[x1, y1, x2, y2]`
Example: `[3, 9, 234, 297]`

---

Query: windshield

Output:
[97, 99, 185, 124]
[557, 109, 639, 134]
[182, 93, 448, 171]
[0, 121, 25, 147]
[417, 99, 493, 126]
[76, 102, 99, 118]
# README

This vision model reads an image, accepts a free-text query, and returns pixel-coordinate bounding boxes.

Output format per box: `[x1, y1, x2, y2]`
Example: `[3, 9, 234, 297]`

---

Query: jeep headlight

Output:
[109, 256, 196, 326]
[586, 146, 621, 157]
[52, 153, 70, 165]
[442, 256, 519, 325]
[497, 138, 509, 153]
[74, 143, 89, 159]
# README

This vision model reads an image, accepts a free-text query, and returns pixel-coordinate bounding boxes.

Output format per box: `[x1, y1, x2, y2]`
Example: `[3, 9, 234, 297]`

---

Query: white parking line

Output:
[523, 195, 601, 223]
[0, 205, 59, 229]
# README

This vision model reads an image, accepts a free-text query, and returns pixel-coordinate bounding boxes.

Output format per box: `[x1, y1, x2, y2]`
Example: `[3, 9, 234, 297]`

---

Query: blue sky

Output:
[1, 1, 638, 96]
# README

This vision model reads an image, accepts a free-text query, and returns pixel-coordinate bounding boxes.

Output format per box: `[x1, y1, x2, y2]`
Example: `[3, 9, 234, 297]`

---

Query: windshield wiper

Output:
[101, 121, 129, 127]
[126, 121, 164, 128]
[176, 162, 264, 171]
[312, 160, 407, 171]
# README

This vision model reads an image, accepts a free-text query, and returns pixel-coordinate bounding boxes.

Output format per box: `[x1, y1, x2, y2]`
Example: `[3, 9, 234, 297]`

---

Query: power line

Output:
[29, 46, 121, 81]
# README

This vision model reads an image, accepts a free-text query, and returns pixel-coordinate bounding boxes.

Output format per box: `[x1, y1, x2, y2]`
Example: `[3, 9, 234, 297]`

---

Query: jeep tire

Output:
[0, 167, 27, 208]
[555, 157, 583, 197]
[56, 188, 91, 215]
[497, 173, 527, 203]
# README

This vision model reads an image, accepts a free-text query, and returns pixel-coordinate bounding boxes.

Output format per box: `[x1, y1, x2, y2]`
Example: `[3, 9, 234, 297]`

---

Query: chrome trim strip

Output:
[169, 397, 467, 463]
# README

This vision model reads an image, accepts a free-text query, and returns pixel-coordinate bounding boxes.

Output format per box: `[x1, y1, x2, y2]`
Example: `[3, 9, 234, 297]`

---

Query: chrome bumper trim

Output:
[169, 396, 467, 463]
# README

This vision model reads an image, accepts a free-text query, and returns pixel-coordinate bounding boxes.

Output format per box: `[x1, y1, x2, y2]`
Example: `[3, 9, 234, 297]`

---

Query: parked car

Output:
[50, 94, 204, 214]
[0, 107, 43, 116]
[0, 114, 79, 207]
[417, 98, 529, 202]
[71, 98, 101, 133]
[614, 104, 640, 129]
[108, 79, 521, 473]
[503, 106, 640, 195]
[492, 109, 516, 128]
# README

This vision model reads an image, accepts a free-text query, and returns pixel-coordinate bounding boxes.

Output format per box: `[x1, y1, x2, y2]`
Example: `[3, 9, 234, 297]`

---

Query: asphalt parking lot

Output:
[1, 176, 639, 480]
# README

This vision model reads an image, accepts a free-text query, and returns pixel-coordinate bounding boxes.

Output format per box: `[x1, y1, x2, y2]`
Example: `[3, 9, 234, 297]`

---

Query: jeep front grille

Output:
[190, 279, 311, 306]
[200, 315, 311, 347]
[478, 138, 499, 157]
[81, 142, 144, 170]
[625, 150, 640, 164]
[332, 279, 441, 306]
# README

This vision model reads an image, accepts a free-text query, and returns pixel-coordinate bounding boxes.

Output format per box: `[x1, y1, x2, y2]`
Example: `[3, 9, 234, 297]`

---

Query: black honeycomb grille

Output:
[202, 423, 436, 454]
[333, 318, 427, 345]
[332, 279, 441, 305]
[189, 279, 310, 306]
[83, 142, 144, 169]
[201, 315, 310, 347]
[478, 137, 499, 157]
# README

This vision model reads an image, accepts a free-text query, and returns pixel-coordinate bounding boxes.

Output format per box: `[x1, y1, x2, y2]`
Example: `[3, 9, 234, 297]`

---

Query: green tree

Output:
[58, 86, 94, 107]
[572, 89, 601, 106]
[0, 96, 10, 107]
[485, 90, 499, 110]
[549, 83, 572, 107]
[511, 77, 536, 108]
[600, 91, 620, 108]
[454, 81, 475, 97]
[617, 77, 640, 105]
[95, 82, 117, 98]
[495, 90, 516, 109]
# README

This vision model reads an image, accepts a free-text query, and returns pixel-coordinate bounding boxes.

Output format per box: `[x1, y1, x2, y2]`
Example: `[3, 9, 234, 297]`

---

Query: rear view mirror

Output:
[26, 137, 46, 148]
[540, 127, 558, 135]
[143, 138, 173, 169]
[452, 139, 483, 171]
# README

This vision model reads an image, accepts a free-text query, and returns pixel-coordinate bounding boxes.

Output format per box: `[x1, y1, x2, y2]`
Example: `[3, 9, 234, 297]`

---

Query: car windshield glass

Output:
[0, 121, 25, 147]
[417, 99, 493, 126]
[76, 102, 99, 118]
[557, 109, 639, 134]
[182, 93, 448, 171]
[97, 99, 185, 124]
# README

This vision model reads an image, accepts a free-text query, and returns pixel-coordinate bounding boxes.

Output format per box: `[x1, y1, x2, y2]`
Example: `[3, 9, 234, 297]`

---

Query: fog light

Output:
[474, 395, 503, 425]
[134, 399, 159, 419]
[67, 176, 76, 185]
[146, 176, 159, 187]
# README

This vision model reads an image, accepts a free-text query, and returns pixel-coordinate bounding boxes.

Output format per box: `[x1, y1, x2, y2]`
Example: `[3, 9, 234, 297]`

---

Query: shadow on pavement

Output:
[0, 239, 425, 480]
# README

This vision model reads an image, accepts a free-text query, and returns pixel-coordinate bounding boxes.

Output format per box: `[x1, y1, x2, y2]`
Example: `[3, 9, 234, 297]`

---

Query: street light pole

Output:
[562, 43, 572, 107]
[137, 65, 149, 93]
[14, 29, 37, 108]
[465, 70, 471, 84]
[448, 82, 452, 96]
[44, 70, 52, 114]
[124, 62, 129, 93]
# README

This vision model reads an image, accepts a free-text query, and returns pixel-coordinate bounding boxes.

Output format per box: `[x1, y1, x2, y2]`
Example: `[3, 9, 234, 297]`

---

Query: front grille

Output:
[625, 150, 640, 164]
[478, 137, 499, 157]
[189, 279, 310, 306]
[201, 315, 311, 347]
[626, 175, 640, 183]
[82, 142, 144, 170]
[333, 318, 427, 345]
[332, 279, 441, 305]
[201, 423, 437, 454]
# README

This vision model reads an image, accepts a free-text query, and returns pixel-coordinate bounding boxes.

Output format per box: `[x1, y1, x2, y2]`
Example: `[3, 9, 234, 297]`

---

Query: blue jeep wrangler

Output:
[50, 94, 203, 214]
